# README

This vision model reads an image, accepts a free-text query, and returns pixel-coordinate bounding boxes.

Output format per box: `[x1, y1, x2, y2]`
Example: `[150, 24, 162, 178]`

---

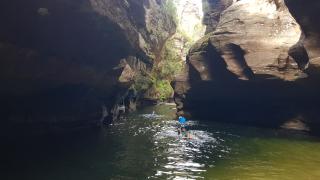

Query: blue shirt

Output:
[178, 116, 186, 124]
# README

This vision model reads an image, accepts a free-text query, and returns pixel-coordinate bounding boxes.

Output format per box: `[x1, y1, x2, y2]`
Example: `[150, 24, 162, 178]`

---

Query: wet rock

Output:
[281, 116, 310, 131]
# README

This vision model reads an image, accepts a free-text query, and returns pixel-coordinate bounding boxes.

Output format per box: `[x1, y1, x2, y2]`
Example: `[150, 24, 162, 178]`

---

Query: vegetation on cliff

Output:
[131, 0, 205, 101]
[163, 0, 178, 24]
[130, 1, 179, 101]
[132, 41, 183, 101]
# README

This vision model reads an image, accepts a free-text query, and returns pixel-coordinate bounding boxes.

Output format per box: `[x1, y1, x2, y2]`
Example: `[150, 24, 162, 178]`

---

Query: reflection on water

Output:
[151, 120, 217, 179]
[4, 105, 320, 180]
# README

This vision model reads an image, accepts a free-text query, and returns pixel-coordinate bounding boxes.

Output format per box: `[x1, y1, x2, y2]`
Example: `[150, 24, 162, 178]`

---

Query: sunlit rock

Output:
[175, 0, 205, 41]
[189, 0, 304, 81]
[281, 116, 310, 131]
[174, 0, 320, 132]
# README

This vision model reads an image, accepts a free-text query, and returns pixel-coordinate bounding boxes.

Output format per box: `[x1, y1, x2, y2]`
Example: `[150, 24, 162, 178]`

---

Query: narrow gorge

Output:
[1, 0, 320, 179]
[0, 0, 207, 134]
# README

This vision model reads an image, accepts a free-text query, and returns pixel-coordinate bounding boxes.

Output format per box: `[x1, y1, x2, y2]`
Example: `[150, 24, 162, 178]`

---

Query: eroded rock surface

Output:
[0, 0, 175, 132]
[284, 0, 320, 67]
[175, 0, 320, 133]
[202, 0, 233, 33]
[192, 0, 305, 81]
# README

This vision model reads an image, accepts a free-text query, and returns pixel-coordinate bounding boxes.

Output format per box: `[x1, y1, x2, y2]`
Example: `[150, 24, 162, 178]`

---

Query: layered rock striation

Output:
[174, 0, 320, 133]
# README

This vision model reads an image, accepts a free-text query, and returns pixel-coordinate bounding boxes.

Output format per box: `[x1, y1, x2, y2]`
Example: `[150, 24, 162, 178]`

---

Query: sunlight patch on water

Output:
[6, 105, 320, 180]
[140, 113, 164, 119]
[145, 115, 224, 179]
[112, 106, 320, 180]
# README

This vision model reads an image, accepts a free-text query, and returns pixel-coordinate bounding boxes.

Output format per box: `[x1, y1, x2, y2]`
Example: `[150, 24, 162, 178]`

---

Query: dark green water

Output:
[4, 105, 320, 180]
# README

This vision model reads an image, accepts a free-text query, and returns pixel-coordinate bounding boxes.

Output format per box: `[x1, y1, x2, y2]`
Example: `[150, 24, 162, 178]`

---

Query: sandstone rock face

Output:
[90, 0, 176, 61]
[0, 0, 175, 131]
[118, 56, 148, 83]
[171, 0, 206, 62]
[191, 0, 305, 81]
[174, 0, 320, 133]
[175, 0, 305, 99]
[202, 0, 233, 33]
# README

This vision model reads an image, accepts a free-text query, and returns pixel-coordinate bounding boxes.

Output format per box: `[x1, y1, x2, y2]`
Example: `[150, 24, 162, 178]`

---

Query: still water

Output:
[4, 105, 320, 180]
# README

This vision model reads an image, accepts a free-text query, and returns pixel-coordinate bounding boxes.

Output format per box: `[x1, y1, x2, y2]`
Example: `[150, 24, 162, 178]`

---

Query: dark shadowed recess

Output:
[185, 34, 320, 135]
[183, 73, 320, 135]
[285, 0, 320, 59]
[0, 0, 132, 67]
[0, 0, 134, 135]
[188, 42, 239, 82]
[285, 0, 320, 40]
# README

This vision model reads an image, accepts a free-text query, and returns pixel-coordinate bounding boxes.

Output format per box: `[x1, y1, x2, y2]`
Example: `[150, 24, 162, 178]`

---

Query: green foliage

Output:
[131, 71, 174, 101]
[132, 73, 153, 93]
[152, 79, 173, 101]
[163, 0, 178, 24]
[177, 28, 192, 43]
[138, 37, 184, 101]
[176, 28, 194, 51]
[158, 39, 184, 80]
[131, 0, 192, 101]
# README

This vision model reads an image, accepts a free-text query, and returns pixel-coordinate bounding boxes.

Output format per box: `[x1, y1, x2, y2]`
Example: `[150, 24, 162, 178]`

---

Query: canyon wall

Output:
[0, 0, 175, 133]
[175, 0, 320, 133]
[284, 0, 320, 67]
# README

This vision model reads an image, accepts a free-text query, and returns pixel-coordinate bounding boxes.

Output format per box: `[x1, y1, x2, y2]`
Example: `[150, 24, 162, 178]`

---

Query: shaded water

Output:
[4, 105, 320, 180]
